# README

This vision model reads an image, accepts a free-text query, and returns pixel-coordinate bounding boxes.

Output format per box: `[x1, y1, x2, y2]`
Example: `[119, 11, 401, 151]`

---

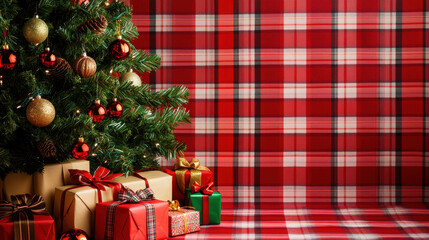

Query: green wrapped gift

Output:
[188, 182, 221, 225]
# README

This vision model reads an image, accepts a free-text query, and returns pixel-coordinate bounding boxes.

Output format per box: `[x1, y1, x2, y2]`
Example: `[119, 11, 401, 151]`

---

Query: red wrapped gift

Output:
[0, 194, 55, 240]
[168, 200, 200, 236]
[165, 158, 213, 205]
[95, 187, 168, 240]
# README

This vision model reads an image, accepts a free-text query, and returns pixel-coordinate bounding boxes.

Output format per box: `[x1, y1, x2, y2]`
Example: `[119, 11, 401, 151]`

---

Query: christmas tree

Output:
[0, 0, 190, 177]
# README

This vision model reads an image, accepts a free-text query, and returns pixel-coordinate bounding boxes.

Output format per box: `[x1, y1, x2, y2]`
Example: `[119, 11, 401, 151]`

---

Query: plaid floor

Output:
[168, 203, 429, 239]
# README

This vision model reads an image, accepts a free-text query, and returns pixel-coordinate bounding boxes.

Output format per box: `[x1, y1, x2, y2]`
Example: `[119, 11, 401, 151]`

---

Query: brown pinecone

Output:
[48, 58, 71, 79]
[36, 140, 57, 158]
[78, 15, 108, 35]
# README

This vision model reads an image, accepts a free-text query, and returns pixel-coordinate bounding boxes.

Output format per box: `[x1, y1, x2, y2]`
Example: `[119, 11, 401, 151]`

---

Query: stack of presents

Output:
[0, 158, 220, 239]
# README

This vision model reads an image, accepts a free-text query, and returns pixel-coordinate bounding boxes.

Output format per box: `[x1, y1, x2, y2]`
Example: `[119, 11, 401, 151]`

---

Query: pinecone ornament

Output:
[36, 139, 57, 158]
[78, 15, 108, 35]
[48, 58, 71, 79]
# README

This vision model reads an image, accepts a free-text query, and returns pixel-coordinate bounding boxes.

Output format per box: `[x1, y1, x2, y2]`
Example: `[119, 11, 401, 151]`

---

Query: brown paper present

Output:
[54, 173, 148, 238]
[3, 172, 33, 201]
[132, 170, 172, 201]
[33, 159, 89, 214]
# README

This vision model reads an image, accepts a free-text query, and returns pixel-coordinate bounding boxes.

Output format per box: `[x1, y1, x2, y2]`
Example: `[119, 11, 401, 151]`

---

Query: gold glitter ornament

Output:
[120, 69, 141, 87]
[26, 95, 55, 127]
[23, 15, 49, 45]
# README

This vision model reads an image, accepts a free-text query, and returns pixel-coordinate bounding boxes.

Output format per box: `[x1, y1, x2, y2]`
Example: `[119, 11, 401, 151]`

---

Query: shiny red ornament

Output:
[39, 47, 57, 68]
[107, 98, 123, 118]
[88, 99, 106, 123]
[109, 37, 131, 60]
[71, 0, 90, 5]
[0, 44, 17, 74]
[71, 137, 90, 160]
[60, 228, 89, 240]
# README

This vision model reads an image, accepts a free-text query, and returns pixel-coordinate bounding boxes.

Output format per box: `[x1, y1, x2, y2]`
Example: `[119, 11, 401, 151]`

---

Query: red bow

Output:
[69, 166, 123, 192]
[191, 181, 217, 195]
[61, 167, 123, 234]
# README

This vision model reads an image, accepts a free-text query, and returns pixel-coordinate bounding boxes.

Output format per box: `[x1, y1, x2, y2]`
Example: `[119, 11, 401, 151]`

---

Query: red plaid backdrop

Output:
[131, 0, 428, 204]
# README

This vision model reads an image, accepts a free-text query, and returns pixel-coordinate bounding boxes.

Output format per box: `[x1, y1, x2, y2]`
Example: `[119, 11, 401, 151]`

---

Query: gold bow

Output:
[168, 200, 182, 211]
[168, 200, 194, 234]
[173, 158, 210, 194]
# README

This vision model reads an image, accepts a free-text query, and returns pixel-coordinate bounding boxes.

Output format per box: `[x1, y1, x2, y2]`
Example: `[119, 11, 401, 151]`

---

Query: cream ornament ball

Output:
[120, 69, 141, 87]
[23, 15, 49, 45]
[26, 95, 56, 127]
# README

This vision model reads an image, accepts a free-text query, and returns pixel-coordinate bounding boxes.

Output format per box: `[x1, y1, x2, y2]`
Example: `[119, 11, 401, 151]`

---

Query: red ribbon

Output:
[133, 169, 153, 188]
[60, 167, 123, 234]
[191, 181, 217, 195]
[202, 195, 209, 225]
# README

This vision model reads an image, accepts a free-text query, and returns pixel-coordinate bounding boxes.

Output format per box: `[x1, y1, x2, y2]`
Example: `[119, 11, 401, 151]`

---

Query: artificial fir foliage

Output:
[0, 0, 190, 177]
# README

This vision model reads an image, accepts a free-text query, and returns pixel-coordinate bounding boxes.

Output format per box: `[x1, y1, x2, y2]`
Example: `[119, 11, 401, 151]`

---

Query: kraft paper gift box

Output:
[130, 169, 172, 201]
[33, 159, 89, 214]
[2, 172, 33, 201]
[165, 158, 213, 205]
[95, 199, 169, 240]
[0, 194, 55, 240]
[53, 167, 124, 238]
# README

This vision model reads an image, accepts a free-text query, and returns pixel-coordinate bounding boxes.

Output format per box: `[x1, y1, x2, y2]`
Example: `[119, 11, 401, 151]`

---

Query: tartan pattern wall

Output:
[131, 0, 428, 204]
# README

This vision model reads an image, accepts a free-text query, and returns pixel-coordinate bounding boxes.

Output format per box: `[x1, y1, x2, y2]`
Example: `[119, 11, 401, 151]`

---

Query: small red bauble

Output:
[0, 44, 17, 74]
[71, 0, 89, 5]
[109, 37, 131, 60]
[107, 98, 123, 118]
[88, 99, 106, 123]
[71, 137, 90, 160]
[60, 228, 89, 240]
[39, 47, 57, 68]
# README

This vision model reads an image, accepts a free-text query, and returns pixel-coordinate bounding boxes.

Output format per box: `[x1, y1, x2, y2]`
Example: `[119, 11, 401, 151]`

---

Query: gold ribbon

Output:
[168, 200, 194, 234]
[184, 213, 187, 233]
[173, 158, 210, 194]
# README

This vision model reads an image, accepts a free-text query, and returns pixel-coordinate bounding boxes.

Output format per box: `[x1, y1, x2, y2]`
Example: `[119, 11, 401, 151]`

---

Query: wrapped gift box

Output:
[136, 170, 172, 201]
[168, 208, 200, 236]
[0, 194, 55, 240]
[54, 185, 115, 238]
[0, 214, 55, 240]
[54, 167, 127, 238]
[33, 159, 89, 214]
[165, 158, 213, 205]
[54, 176, 144, 238]
[95, 199, 168, 240]
[189, 191, 221, 225]
[2, 172, 33, 201]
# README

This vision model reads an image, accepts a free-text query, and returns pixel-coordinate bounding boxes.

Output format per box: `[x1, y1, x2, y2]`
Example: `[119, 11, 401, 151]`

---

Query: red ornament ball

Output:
[107, 98, 123, 118]
[0, 45, 17, 74]
[71, 0, 89, 5]
[60, 228, 89, 240]
[109, 38, 131, 60]
[39, 48, 57, 68]
[88, 99, 106, 123]
[71, 137, 90, 160]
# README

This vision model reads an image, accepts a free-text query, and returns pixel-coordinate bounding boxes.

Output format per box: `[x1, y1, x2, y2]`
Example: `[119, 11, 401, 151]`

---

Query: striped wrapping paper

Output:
[130, 0, 429, 238]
